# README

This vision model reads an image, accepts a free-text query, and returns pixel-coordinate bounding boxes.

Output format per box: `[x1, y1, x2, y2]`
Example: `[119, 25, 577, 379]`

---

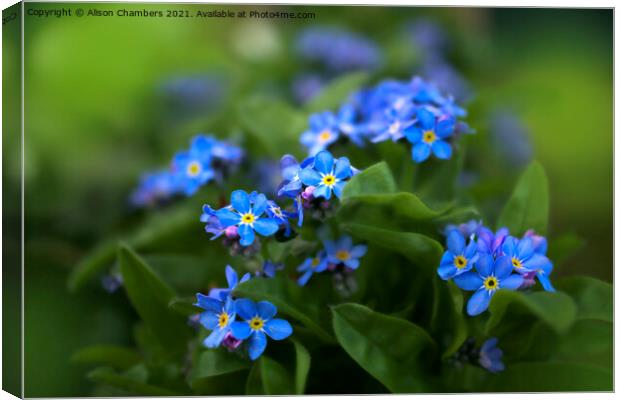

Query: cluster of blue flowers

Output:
[438, 220, 555, 316]
[297, 235, 368, 286]
[131, 134, 244, 207]
[194, 266, 293, 360]
[300, 76, 471, 163]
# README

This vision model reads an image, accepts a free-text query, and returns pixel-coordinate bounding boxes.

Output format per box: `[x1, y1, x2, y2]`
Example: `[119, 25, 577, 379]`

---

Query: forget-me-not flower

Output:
[453, 254, 524, 316]
[478, 337, 505, 373]
[501, 236, 554, 292]
[297, 251, 329, 286]
[195, 293, 237, 348]
[172, 135, 216, 196]
[438, 230, 478, 280]
[208, 265, 251, 301]
[230, 299, 293, 360]
[325, 236, 367, 270]
[405, 108, 455, 163]
[214, 190, 280, 246]
[299, 151, 352, 200]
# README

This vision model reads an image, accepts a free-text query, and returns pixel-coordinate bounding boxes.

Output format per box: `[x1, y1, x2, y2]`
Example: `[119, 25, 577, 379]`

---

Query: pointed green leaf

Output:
[118, 245, 192, 357]
[191, 348, 251, 395]
[556, 276, 612, 322]
[168, 297, 202, 317]
[245, 363, 264, 395]
[332, 303, 436, 393]
[341, 223, 443, 268]
[497, 161, 549, 235]
[260, 356, 295, 395]
[292, 339, 311, 394]
[342, 162, 397, 198]
[87, 367, 182, 396]
[486, 290, 576, 335]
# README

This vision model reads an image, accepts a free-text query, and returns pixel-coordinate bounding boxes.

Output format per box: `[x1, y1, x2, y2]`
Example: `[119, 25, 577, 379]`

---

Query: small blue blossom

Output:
[405, 108, 455, 163]
[230, 299, 293, 360]
[172, 135, 217, 196]
[324, 236, 367, 270]
[479, 338, 505, 373]
[454, 254, 524, 316]
[265, 200, 294, 237]
[260, 261, 284, 278]
[502, 236, 555, 292]
[195, 293, 236, 348]
[370, 106, 416, 143]
[277, 155, 315, 199]
[438, 230, 478, 280]
[297, 251, 329, 286]
[213, 190, 280, 246]
[476, 226, 510, 258]
[444, 220, 482, 239]
[300, 111, 341, 156]
[299, 151, 352, 200]
[130, 170, 179, 207]
[101, 273, 123, 293]
[208, 265, 251, 301]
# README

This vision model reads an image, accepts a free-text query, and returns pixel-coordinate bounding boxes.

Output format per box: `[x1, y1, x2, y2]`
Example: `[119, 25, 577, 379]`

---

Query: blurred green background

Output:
[4, 4, 611, 396]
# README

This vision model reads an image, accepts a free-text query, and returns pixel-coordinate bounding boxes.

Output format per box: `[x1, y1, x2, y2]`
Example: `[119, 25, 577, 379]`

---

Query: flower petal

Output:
[334, 157, 352, 180]
[253, 218, 279, 236]
[476, 253, 494, 277]
[297, 270, 313, 286]
[437, 264, 457, 280]
[432, 140, 452, 160]
[493, 256, 514, 280]
[231, 190, 250, 213]
[314, 150, 334, 174]
[343, 258, 360, 270]
[516, 237, 534, 259]
[299, 168, 322, 186]
[467, 288, 492, 316]
[502, 236, 518, 257]
[411, 143, 431, 163]
[332, 181, 346, 199]
[230, 321, 252, 340]
[252, 193, 268, 216]
[447, 230, 465, 254]
[536, 272, 556, 292]
[404, 126, 422, 143]
[235, 298, 257, 320]
[199, 311, 219, 330]
[248, 331, 268, 360]
[524, 254, 553, 273]
[256, 301, 277, 320]
[436, 116, 456, 138]
[453, 271, 484, 291]
[214, 208, 241, 227]
[238, 224, 255, 246]
[350, 244, 368, 258]
[203, 328, 228, 348]
[225, 265, 238, 289]
[313, 184, 331, 200]
[264, 319, 293, 340]
[195, 293, 223, 312]
[499, 274, 524, 290]
[416, 107, 435, 130]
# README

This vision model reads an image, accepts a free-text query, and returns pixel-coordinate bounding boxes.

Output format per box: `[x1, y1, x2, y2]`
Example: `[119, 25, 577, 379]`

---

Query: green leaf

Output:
[556, 276, 612, 322]
[168, 296, 202, 317]
[191, 348, 251, 395]
[260, 356, 296, 395]
[431, 280, 468, 359]
[245, 363, 264, 395]
[118, 245, 192, 357]
[292, 339, 311, 394]
[497, 161, 550, 236]
[71, 345, 142, 370]
[238, 96, 307, 158]
[482, 362, 612, 391]
[87, 367, 182, 396]
[305, 72, 369, 113]
[67, 240, 117, 292]
[486, 290, 576, 335]
[331, 303, 436, 393]
[342, 162, 397, 197]
[341, 223, 443, 268]
[554, 319, 612, 369]
[547, 232, 585, 268]
[234, 277, 335, 344]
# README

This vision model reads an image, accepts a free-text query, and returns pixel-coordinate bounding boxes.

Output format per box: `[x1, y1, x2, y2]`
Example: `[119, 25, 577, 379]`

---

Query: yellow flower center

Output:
[218, 312, 229, 329]
[336, 250, 350, 261]
[512, 257, 523, 269]
[422, 130, 437, 144]
[311, 257, 321, 269]
[271, 207, 283, 217]
[454, 255, 468, 269]
[249, 316, 264, 331]
[319, 130, 332, 143]
[187, 161, 202, 177]
[483, 276, 499, 291]
[241, 213, 256, 225]
[321, 173, 337, 187]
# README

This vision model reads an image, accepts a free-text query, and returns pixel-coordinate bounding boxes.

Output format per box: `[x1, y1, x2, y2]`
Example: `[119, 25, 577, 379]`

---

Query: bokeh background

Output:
[3, 4, 611, 396]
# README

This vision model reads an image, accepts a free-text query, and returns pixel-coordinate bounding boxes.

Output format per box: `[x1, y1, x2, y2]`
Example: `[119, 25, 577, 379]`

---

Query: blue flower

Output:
[444, 220, 482, 239]
[277, 155, 314, 199]
[172, 136, 216, 196]
[300, 111, 341, 156]
[260, 261, 284, 278]
[130, 170, 180, 207]
[208, 265, 251, 301]
[230, 299, 293, 360]
[299, 151, 352, 200]
[453, 254, 524, 316]
[297, 251, 329, 286]
[195, 293, 236, 348]
[476, 226, 510, 257]
[438, 230, 478, 280]
[501, 236, 555, 292]
[410, 76, 446, 105]
[101, 273, 122, 293]
[479, 338, 505, 373]
[325, 236, 367, 270]
[405, 108, 455, 163]
[265, 200, 294, 237]
[370, 106, 416, 143]
[214, 190, 280, 246]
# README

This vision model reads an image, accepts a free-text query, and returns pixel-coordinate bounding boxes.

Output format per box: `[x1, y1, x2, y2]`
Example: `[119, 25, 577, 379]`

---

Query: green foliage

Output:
[332, 303, 437, 392]
[497, 161, 550, 235]
[87, 367, 183, 396]
[71, 345, 142, 370]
